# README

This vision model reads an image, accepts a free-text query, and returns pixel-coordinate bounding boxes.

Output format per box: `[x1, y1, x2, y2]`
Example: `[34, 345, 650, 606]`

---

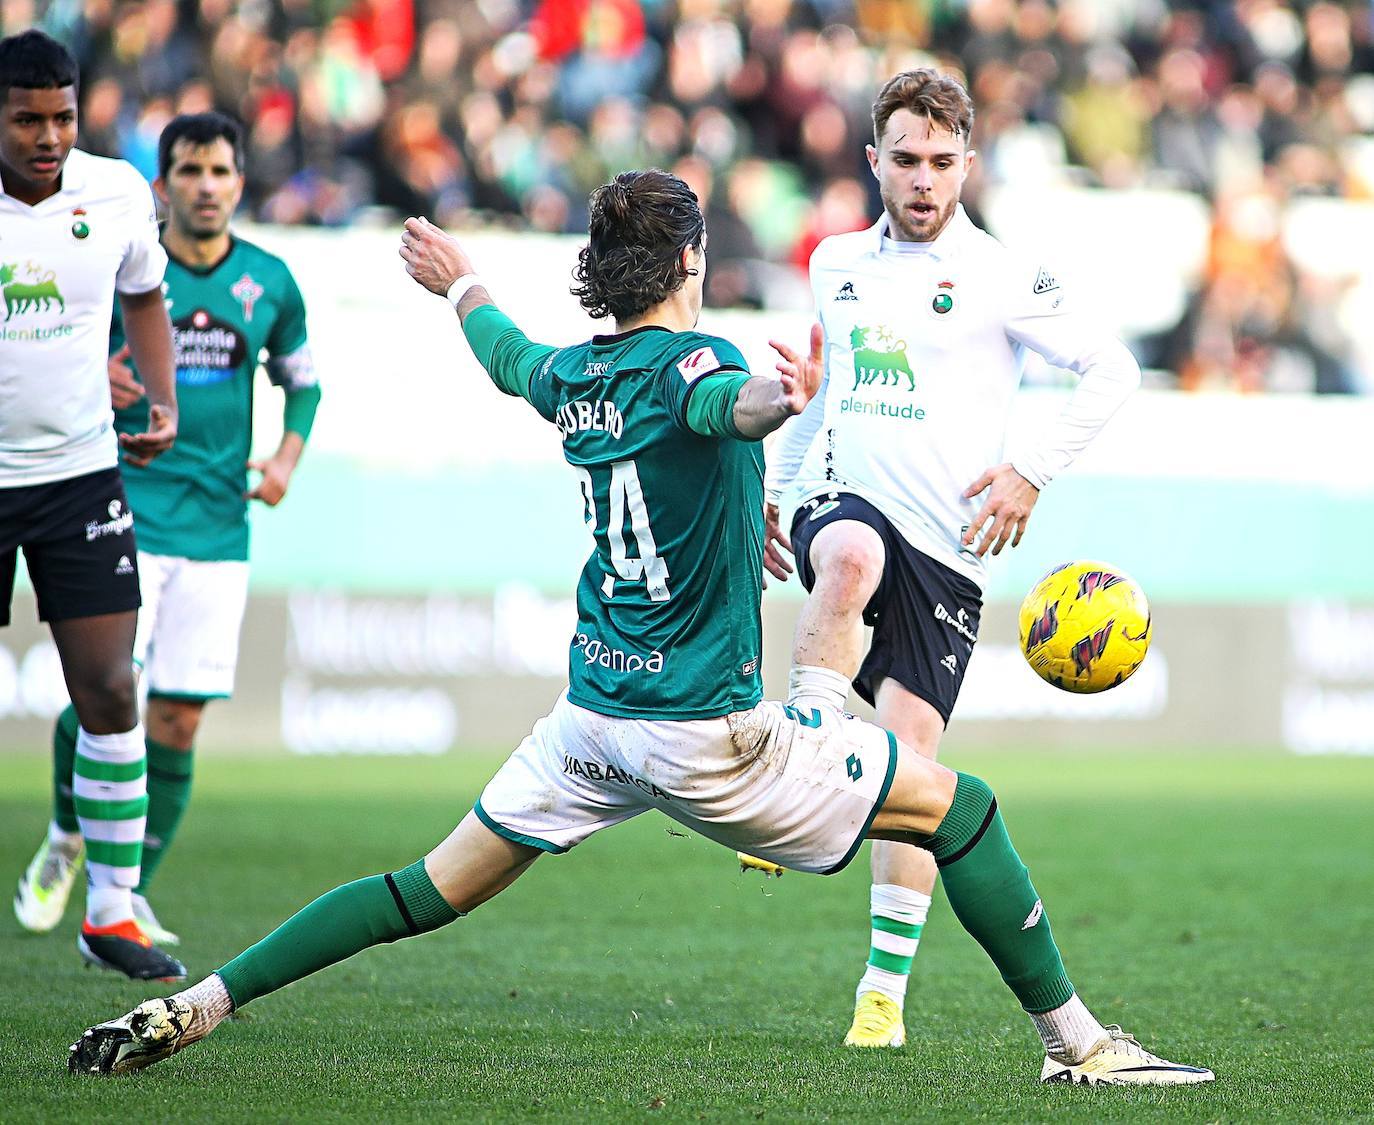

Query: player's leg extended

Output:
[846, 682, 943, 1047]
[70, 813, 540, 1076]
[788, 519, 884, 712]
[872, 748, 1212, 1085]
[739, 519, 882, 882]
[49, 610, 184, 981]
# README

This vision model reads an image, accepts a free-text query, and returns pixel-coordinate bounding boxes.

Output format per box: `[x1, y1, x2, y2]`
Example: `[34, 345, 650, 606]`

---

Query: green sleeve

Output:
[263, 266, 319, 401]
[462, 303, 558, 411]
[265, 266, 309, 356]
[684, 372, 753, 439]
[283, 384, 322, 441]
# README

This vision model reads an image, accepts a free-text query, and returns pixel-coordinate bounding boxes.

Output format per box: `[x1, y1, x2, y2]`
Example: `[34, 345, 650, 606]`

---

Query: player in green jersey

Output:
[17, 112, 320, 948]
[70, 172, 1210, 1088]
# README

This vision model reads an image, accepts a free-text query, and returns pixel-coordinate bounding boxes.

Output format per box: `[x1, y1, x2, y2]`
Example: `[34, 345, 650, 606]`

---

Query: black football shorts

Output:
[790, 491, 982, 725]
[0, 467, 141, 626]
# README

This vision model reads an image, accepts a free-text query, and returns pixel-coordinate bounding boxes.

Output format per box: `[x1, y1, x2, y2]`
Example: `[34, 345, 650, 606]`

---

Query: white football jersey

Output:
[766, 206, 1140, 589]
[0, 148, 167, 486]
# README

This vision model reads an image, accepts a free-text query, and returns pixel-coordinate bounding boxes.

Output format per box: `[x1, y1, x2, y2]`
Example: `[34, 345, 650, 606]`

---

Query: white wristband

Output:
[446, 274, 484, 308]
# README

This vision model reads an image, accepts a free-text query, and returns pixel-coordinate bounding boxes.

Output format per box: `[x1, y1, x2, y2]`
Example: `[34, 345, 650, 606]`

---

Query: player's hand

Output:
[763, 501, 794, 583]
[962, 463, 1039, 558]
[245, 453, 292, 506]
[769, 322, 824, 415]
[399, 216, 476, 297]
[108, 344, 145, 410]
[119, 403, 177, 467]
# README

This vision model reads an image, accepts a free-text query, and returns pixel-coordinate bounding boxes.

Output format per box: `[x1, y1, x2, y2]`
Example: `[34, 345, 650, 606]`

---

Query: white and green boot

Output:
[14, 832, 84, 933]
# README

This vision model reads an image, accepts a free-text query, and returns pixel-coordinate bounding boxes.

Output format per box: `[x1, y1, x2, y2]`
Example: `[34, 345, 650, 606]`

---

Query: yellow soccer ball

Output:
[1018, 561, 1151, 693]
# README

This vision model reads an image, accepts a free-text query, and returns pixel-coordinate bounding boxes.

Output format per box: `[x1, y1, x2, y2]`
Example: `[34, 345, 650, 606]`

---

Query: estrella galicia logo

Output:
[173, 310, 247, 386]
[834, 281, 859, 302]
[850, 325, 914, 392]
[1076, 569, 1124, 601]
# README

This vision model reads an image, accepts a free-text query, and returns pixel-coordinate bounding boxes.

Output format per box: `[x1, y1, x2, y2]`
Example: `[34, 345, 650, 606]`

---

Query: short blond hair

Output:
[872, 69, 974, 147]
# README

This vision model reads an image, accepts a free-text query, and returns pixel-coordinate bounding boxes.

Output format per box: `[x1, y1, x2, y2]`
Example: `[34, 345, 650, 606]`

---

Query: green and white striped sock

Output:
[74, 724, 148, 926]
[856, 883, 931, 1007]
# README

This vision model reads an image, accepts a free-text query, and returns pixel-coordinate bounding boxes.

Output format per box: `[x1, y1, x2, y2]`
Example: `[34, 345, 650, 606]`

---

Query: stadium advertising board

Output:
[4, 589, 1363, 755]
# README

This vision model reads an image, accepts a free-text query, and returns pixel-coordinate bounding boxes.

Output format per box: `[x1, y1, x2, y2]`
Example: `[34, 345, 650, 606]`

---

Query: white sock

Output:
[1030, 994, 1109, 1063]
[856, 883, 931, 1007]
[175, 973, 235, 1044]
[48, 820, 83, 854]
[787, 665, 850, 713]
[75, 724, 147, 927]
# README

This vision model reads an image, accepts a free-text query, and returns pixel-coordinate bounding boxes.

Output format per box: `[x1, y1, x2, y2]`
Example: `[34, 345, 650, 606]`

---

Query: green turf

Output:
[3, 749, 1373, 1122]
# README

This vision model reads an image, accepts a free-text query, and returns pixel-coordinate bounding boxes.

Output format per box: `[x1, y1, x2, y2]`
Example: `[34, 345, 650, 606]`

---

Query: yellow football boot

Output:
[737, 852, 785, 877]
[843, 990, 906, 1048]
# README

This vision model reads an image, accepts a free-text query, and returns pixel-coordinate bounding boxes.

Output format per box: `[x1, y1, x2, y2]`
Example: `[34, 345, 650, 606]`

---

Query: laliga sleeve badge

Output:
[71, 208, 89, 239]
[930, 279, 955, 316]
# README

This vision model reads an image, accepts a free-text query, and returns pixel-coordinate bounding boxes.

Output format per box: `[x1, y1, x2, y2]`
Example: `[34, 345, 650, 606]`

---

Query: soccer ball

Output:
[1018, 561, 1151, 693]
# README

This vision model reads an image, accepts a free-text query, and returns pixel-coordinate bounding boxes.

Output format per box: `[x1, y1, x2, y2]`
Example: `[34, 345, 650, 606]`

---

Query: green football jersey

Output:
[526, 326, 765, 720]
[113, 237, 314, 561]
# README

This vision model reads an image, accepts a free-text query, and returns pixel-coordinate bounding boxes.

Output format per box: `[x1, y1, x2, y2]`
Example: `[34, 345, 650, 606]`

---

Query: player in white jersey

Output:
[1, 30, 184, 981]
[748, 69, 1142, 1048]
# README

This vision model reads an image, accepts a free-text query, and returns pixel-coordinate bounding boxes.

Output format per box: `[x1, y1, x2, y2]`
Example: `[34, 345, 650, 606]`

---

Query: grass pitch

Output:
[2, 748, 1372, 1123]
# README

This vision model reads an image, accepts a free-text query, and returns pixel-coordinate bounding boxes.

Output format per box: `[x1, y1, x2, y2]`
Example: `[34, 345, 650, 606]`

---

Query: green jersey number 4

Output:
[574, 460, 672, 603]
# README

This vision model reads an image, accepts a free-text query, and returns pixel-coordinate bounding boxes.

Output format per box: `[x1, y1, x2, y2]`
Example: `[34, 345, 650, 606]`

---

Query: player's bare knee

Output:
[147, 697, 204, 750]
[70, 671, 139, 732]
[868, 748, 959, 839]
[810, 528, 884, 611]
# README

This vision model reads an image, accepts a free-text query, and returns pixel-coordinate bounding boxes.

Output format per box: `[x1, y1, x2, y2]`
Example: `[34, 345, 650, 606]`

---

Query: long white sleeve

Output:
[1004, 281, 1141, 490]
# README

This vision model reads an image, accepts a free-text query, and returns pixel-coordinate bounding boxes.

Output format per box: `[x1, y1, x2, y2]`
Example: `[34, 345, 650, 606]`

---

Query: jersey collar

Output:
[869, 203, 973, 261]
[165, 235, 238, 276]
[591, 324, 672, 346]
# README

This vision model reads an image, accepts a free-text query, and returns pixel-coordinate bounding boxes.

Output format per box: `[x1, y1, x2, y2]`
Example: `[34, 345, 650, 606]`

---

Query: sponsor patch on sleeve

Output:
[1032, 266, 1059, 295]
[676, 345, 722, 383]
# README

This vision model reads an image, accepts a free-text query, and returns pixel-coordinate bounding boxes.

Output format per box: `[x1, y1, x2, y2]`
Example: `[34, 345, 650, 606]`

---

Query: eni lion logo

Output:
[1, 262, 65, 321]
[850, 325, 914, 391]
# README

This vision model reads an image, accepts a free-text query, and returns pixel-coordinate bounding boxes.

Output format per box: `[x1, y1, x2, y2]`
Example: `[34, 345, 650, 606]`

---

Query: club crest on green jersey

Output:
[230, 273, 264, 322]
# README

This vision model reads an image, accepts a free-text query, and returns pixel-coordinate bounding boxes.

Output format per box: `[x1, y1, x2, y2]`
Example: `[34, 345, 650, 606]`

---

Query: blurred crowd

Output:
[6, 0, 1372, 391]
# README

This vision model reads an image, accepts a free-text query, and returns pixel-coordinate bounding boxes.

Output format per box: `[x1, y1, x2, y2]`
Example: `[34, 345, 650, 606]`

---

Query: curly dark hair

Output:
[572, 170, 705, 322]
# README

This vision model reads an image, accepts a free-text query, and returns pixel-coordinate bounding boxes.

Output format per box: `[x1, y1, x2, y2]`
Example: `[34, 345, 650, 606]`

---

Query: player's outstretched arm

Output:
[730, 322, 825, 440]
[399, 217, 556, 404]
[117, 287, 178, 466]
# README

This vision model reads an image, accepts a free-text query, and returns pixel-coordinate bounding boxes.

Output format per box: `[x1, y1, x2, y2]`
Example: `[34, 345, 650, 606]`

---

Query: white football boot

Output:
[14, 834, 84, 933]
[132, 893, 181, 946]
[1041, 1026, 1214, 1086]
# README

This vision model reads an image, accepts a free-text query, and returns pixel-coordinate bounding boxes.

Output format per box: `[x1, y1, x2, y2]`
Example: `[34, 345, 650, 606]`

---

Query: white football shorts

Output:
[133, 552, 251, 699]
[475, 694, 899, 875]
